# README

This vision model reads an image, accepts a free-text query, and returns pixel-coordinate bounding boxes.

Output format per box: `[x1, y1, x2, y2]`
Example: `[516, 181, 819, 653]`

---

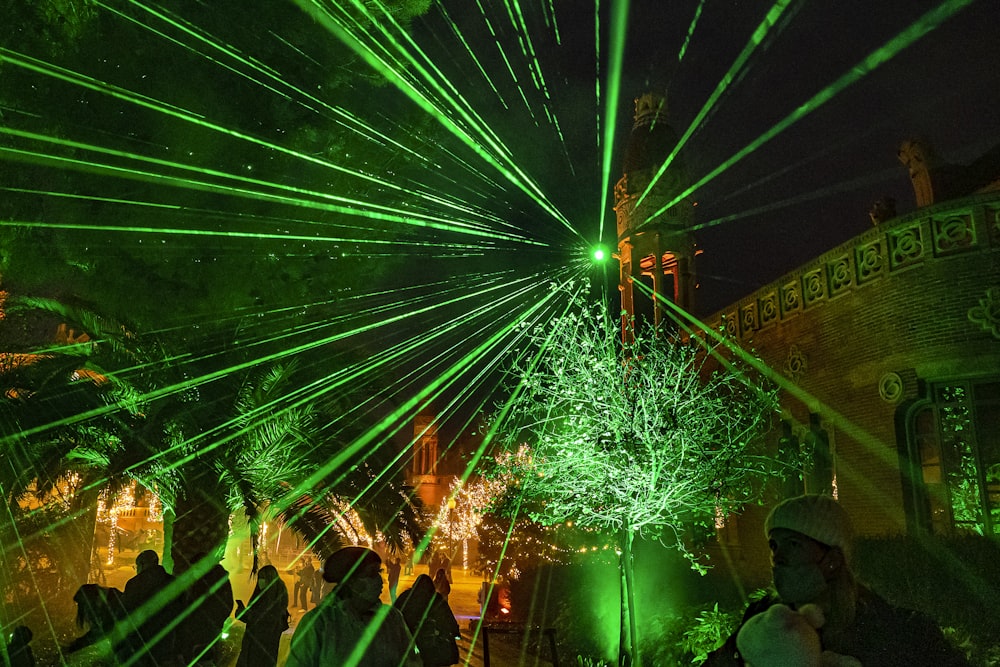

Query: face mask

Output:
[772, 562, 827, 604]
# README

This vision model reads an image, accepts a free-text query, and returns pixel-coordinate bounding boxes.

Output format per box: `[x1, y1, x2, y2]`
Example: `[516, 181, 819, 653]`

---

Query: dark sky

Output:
[414, 0, 1000, 315]
[2, 0, 998, 430]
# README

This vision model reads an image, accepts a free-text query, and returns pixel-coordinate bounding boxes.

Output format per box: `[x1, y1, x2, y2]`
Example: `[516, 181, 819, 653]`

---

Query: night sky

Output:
[2, 0, 999, 425]
[414, 0, 1000, 314]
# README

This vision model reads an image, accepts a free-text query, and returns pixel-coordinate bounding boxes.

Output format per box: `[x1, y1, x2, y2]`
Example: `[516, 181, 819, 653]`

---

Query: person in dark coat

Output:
[432, 568, 451, 603]
[235, 565, 290, 667]
[386, 557, 402, 603]
[394, 574, 460, 667]
[119, 549, 184, 666]
[705, 494, 970, 667]
[310, 567, 323, 607]
[177, 552, 234, 665]
[294, 559, 314, 610]
[65, 584, 125, 653]
[3, 625, 35, 667]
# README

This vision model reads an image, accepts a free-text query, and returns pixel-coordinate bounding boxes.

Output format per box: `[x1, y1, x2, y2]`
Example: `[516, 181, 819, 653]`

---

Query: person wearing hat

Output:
[285, 546, 420, 667]
[706, 494, 968, 666]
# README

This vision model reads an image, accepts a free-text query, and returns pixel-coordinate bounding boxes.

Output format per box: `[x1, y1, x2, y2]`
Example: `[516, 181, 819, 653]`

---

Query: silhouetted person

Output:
[66, 584, 125, 653]
[235, 565, 290, 667]
[294, 559, 314, 610]
[285, 547, 419, 667]
[178, 552, 234, 665]
[705, 494, 969, 666]
[3, 625, 35, 667]
[310, 567, 322, 606]
[386, 557, 402, 603]
[120, 549, 184, 666]
[395, 574, 460, 666]
[433, 568, 451, 603]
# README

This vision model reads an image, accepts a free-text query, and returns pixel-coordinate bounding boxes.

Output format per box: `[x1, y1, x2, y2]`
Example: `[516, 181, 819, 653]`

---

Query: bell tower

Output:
[614, 93, 696, 339]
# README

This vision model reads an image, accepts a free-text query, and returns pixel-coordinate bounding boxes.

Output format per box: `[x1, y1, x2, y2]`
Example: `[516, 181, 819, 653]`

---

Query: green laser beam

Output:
[638, 0, 975, 227]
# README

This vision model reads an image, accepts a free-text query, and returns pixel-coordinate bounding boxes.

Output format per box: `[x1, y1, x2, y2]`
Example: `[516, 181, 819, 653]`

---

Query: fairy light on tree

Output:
[490, 291, 779, 667]
[431, 474, 507, 568]
[97, 483, 137, 565]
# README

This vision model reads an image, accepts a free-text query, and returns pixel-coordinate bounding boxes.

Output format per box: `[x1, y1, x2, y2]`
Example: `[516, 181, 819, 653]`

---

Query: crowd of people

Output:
[2, 494, 973, 666]
[21, 545, 463, 667]
[284, 547, 460, 667]
[60, 549, 236, 666]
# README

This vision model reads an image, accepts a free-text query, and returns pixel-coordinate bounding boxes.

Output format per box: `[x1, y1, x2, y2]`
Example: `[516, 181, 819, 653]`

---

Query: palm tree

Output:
[0, 296, 423, 587]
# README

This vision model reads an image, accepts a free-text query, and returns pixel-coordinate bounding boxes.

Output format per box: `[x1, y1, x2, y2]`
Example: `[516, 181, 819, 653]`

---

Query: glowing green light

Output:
[592, 246, 607, 262]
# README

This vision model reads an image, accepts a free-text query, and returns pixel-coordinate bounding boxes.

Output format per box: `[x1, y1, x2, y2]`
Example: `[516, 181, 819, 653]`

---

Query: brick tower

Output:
[613, 93, 696, 339]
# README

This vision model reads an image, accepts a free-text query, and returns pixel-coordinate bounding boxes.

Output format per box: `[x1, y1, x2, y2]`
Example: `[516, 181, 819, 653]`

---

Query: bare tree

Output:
[491, 296, 779, 667]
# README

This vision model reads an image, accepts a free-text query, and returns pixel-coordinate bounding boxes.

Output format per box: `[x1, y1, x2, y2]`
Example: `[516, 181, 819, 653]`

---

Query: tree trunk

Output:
[161, 505, 175, 574]
[620, 528, 641, 667]
[65, 486, 100, 587]
[170, 474, 230, 573]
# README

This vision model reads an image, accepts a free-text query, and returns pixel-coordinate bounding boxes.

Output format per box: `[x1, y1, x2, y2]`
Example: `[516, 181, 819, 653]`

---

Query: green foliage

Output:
[491, 292, 780, 561]
[682, 603, 738, 665]
[576, 657, 613, 667]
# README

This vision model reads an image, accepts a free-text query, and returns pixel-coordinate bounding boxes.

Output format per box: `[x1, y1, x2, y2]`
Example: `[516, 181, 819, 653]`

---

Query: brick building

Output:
[615, 93, 1000, 583]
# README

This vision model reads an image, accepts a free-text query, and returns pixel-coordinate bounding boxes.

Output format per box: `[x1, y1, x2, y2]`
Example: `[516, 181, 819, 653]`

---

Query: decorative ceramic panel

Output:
[723, 311, 739, 338]
[759, 291, 779, 326]
[780, 281, 801, 317]
[879, 372, 904, 403]
[827, 254, 853, 296]
[968, 287, 1000, 339]
[855, 239, 884, 284]
[802, 268, 827, 307]
[887, 223, 925, 269]
[784, 344, 807, 381]
[932, 213, 976, 255]
[740, 302, 758, 337]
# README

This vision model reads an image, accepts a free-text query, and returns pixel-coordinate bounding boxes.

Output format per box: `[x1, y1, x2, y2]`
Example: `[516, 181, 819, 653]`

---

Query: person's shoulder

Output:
[856, 587, 970, 665]
[857, 586, 935, 626]
[742, 592, 779, 622]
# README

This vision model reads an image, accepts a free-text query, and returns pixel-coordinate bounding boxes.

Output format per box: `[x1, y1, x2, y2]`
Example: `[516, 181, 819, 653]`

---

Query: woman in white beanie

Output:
[705, 494, 969, 666]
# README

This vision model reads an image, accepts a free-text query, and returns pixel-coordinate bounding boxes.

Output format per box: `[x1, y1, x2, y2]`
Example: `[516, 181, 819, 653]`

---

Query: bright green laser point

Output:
[592, 246, 607, 262]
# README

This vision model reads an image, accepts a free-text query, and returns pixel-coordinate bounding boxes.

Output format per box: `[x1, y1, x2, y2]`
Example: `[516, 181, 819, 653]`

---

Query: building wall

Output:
[706, 192, 1000, 543]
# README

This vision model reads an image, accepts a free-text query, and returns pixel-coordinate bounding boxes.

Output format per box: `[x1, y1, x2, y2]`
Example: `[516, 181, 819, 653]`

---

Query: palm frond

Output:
[278, 493, 347, 560]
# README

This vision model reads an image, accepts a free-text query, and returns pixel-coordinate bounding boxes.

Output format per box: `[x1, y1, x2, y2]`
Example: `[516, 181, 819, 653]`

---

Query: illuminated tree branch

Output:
[490, 292, 779, 666]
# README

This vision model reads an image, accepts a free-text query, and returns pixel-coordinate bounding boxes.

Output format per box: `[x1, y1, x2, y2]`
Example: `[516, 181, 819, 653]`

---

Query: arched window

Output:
[910, 380, 1000, 536]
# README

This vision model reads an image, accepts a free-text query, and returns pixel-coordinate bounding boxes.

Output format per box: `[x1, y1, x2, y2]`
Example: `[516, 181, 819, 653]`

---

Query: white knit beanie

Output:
[765, 494, 853, 559]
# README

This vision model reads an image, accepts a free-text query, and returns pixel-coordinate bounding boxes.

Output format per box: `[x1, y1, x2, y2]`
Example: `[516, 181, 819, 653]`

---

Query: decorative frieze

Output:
[827, 254, 853, 296]
[723, 311, 739, 338]
[932, 213, 975, 255]
[780, 281, 802, 317]
[740, 302, 758, 336]
[855, 239, 884, 284]
[887, 223, 925, 269]
[968, 287, 1000, 339]
[879, 372, 904, 403]
[802, 268, 827, 307]
[784, 344, 807, 381]
[713, 194, 999, 340]
[759, 291, 779, 327]
[987, 206, 1000, 247]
